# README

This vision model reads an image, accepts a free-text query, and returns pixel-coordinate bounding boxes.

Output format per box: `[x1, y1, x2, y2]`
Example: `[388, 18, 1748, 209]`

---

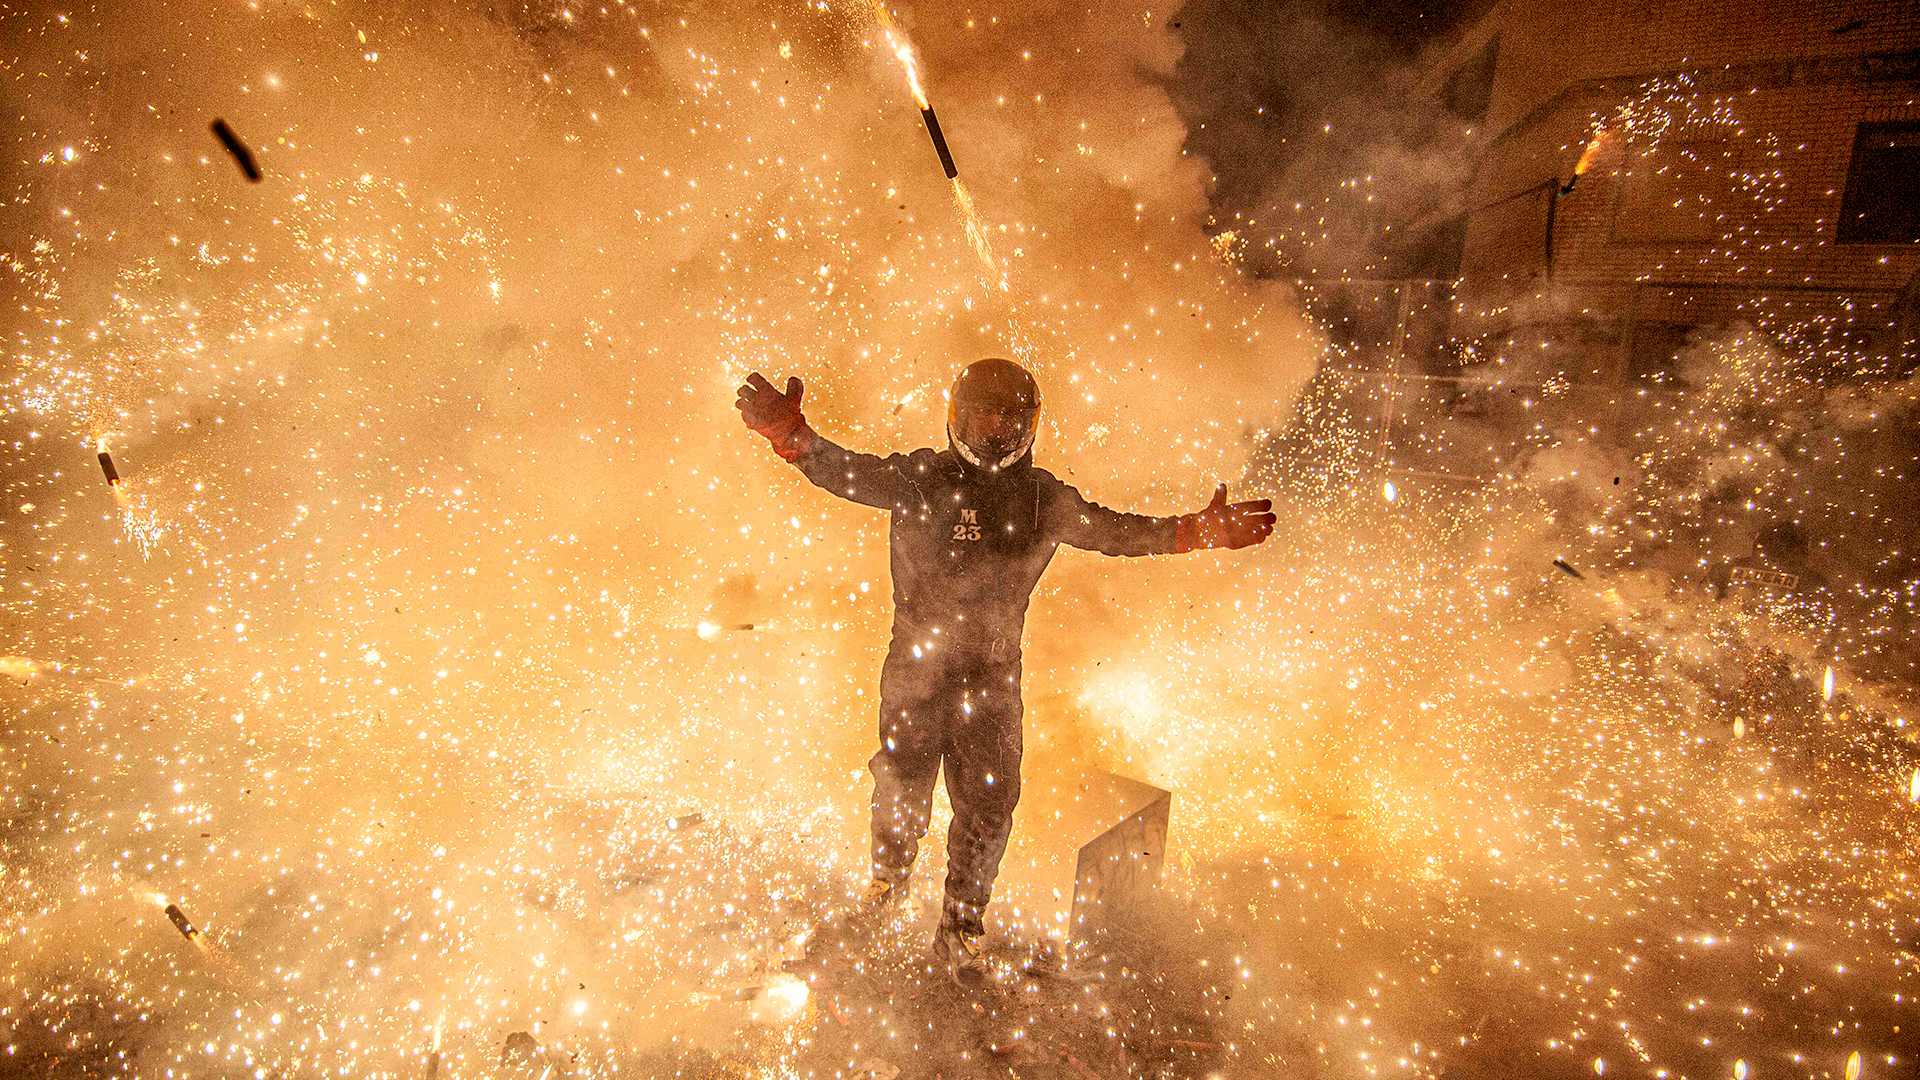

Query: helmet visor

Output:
[953, 402, 1039, 461]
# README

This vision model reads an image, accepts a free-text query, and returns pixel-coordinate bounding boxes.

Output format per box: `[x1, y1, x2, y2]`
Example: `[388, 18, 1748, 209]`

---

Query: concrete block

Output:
[989, 768, 1171, 941]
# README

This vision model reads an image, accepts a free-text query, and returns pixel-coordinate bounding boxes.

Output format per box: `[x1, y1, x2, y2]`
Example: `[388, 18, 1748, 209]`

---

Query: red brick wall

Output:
[1443, 0, 1920, 363]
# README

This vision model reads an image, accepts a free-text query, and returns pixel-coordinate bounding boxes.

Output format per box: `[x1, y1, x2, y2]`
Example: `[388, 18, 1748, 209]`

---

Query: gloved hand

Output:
[735, 372, 815, 462]
[1174, 484, 1275, 553]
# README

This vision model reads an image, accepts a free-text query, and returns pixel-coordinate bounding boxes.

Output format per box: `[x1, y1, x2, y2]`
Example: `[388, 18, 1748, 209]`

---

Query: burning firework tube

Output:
[1560, 130, 1608, 195]
[97, 442, 133, 511]
[164, 902, 200, 942]
[211, 119, 262, 182]
[920, 105, 958, 179]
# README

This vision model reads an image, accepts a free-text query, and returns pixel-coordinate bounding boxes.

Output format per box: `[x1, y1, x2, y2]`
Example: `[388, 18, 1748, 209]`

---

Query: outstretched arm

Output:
[1044, 477, 1182, 556]
[735, 371, 913, 510]
[1045, 478, 1274, 556]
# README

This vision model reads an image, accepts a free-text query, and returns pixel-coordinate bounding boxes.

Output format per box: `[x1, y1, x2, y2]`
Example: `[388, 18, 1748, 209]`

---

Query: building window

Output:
[1838, 121, 1920, 244]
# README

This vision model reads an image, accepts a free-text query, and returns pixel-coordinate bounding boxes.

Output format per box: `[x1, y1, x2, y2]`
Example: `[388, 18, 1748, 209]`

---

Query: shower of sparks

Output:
[870, 3, 930, 110]
[951, 179, 1008, 290]
[1209, 227, 1244, 268]
[3, 2, 1919, 1080]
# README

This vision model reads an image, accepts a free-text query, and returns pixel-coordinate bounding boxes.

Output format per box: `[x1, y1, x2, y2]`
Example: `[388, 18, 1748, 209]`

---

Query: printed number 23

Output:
[952, 524, 982, 541]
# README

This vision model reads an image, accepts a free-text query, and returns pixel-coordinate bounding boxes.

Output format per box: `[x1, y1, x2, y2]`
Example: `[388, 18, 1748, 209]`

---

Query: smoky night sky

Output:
[1175, 0, 1472, 211]
[3, 1, 1919, 1080]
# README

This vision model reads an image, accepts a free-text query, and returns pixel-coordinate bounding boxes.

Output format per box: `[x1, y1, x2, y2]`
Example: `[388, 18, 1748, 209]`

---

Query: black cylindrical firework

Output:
[98, 451, 119, 485]
[920, 105, 958, 179]
[211, 119, 262, 182]
[164, 902, 199, 941]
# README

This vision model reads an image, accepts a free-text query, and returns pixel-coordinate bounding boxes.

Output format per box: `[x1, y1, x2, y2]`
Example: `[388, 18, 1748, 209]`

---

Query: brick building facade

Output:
[1424, 0, 1920, 382]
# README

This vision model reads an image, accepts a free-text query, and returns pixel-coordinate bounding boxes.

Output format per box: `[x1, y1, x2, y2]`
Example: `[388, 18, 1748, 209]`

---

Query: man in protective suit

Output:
[736, 358, 1273, 987]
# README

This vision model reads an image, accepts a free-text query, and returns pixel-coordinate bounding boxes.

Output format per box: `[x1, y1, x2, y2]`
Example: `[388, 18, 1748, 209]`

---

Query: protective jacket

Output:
[791, 433, 1176, 932]
[793, 436, 1177, 652]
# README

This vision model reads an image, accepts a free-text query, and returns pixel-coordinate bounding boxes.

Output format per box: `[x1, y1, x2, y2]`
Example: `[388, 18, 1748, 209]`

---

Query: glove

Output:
[735, 372, 815, 462]
[1174, 484, 1275, 553]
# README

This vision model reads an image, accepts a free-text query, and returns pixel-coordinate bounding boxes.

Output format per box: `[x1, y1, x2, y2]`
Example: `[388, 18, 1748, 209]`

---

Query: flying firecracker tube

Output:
[155, 894, 261, 991]
[164, 902, 201, 943]
[96, 440, 135, 512]
[210, 118, 262, 181]
[873, 9, 959, 178]
[920, 104, 958, 179]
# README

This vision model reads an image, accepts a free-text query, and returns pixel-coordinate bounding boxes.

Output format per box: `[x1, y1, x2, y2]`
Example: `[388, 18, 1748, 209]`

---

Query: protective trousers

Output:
[869, 635, 1023, 936]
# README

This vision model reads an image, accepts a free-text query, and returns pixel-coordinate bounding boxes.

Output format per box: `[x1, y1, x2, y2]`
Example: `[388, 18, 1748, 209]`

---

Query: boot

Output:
[864, 877, 900, 908]
[852, 877, 906, 924]
[931, 918, 991, 990]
